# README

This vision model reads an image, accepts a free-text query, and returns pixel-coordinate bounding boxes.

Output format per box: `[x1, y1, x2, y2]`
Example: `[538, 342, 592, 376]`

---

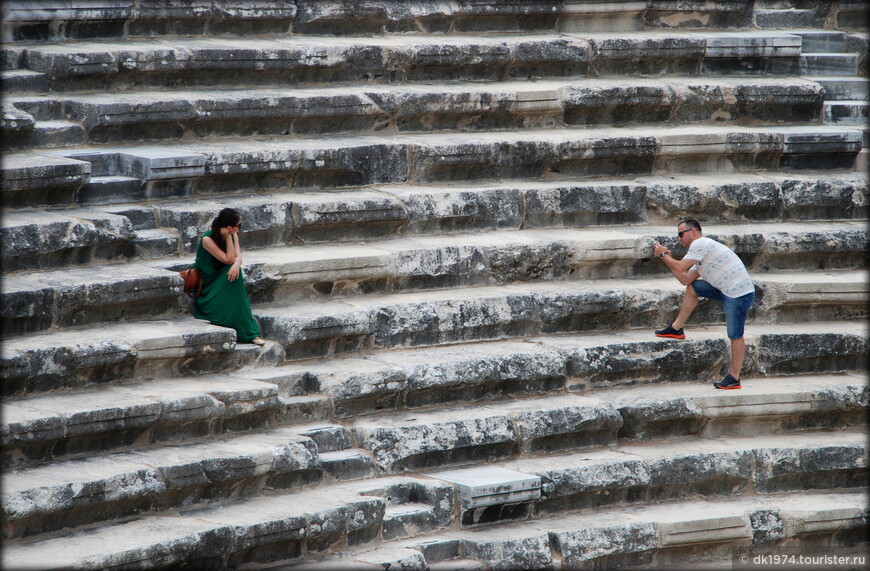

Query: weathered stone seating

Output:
[1, 1, 867, 569]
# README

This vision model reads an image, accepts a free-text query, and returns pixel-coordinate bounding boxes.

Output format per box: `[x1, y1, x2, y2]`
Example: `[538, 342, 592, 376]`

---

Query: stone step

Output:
[470, 436, 869, 533]
[791, 31, 849, 54]
[4, 1, 859, 45]
[0, 375, 331, 470]
[813, 76, 870, 100]
[754, 9, 817, 30]
[4, 219, 866, 337]
[824, 100, 870, 126]
[0, 1, 568, 42]
[801, 53, 860, 75]
[354, 380, 868, 474]
[254, 274, 868, 359]
[6, 28, 856, 96]
[5, 124, 864, 209]
[1, 475, 457, 569]
[2, 447, 865, 568]
[1, 208, 136, 273]
[0, 317, 255, 398]
[4, 321, 865, 470]
[2, 76, 830, 148]
[4, 172, 866, 271]
[1, 426, 326, 539]
[386, 492, 868, 571]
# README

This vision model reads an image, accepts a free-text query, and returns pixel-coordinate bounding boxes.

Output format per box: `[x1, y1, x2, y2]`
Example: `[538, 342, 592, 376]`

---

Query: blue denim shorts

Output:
[691, 279, 755, 339]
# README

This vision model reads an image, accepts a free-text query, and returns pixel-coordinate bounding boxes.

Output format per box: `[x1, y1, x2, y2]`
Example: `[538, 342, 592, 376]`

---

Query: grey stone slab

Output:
[460, 526, 553, 571]
[506, 450, 651, 512]
[2, 455, 165, 538]
[426, 466, 541, 509]
[1, 516, 233, 571]
[741, 432, 869, 493]
[1, 318, 238, 396]
[1, 152, 89, 207]
[1, 209, 134, 271]
[384, 184, 523, 234]
[373, 340, 567, 409]
[754, 327, 868, 375]
[351, 406, 517, 472]
[586, 34, 706, 75]
[643, 2, 754, 29]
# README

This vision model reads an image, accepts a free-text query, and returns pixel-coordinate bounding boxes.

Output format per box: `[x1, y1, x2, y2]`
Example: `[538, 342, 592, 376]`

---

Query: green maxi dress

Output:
[193, 230, 261, 343]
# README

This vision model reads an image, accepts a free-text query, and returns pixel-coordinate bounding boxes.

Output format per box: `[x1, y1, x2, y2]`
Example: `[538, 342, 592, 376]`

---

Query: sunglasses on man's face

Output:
[677, 228, 693, 238]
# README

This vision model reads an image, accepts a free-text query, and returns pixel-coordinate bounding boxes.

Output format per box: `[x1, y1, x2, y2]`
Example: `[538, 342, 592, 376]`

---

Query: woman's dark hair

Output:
[210, 208, 241, 250]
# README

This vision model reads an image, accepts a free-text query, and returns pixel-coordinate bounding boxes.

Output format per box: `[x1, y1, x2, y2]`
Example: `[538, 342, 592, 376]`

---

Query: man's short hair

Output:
[680, 218, 702, 233]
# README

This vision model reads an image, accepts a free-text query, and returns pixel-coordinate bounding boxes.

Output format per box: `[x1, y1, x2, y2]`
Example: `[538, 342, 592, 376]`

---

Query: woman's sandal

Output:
[252, 337, 266, 346]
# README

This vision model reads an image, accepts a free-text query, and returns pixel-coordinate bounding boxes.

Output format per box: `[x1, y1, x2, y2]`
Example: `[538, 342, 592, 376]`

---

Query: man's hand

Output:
[653, 241, 670, 258]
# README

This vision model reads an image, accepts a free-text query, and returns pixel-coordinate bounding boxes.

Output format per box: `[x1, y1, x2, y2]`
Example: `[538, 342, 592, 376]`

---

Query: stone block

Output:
[484, 237, 575, 284]
[1, 1, 132, 42]
[506, 396, 623, 454]
[516, 451, 650, 512]
[1, 274, 56, 336]
[427, 466, 540, 510]
[63, 93, 195, 142]
[643, 448, 753, 500]
[549, 518, 658, 569]
[751, 437, 868, 493]
[351, 409, 517, 472]
[779, 174, 868, 219]
[617, 397, 706, 440]
[319, 449, 379, 481]
[1, 516, 233, 570]
[409, 40, 512, 82]
[351, 476, 455, 539]
[351, 547, 428, 571]
[24, 43, 120, 78]
[291, 191, 407, 243]
[643, 1, 754, 28]
[1, 209, 134, 272]
[565, 338, 728, 389]
[376, 341, 567, 409]
[2, 457, 165, 538]
[522, 181, 647, 228]
[312, 360, 407, 418]
[257, 305, 373, 359]
[196, 139, 409, 194]
[755, 332, 868, 375]
[1, 333, 137, 397]
[655, 507, 752, 547]
[1, 152, 89, 208]
[371, 295, 538, 349]
[461, 527, 553, 571]
[509, 38, 590, 79]
[28, 265, 179, 328]
[589, 35, 706, 75]
[198, 89, 387, 137]
[385, 185, 522, 234]
[703, 32, 802, 58]
[563, 83, 675, 126]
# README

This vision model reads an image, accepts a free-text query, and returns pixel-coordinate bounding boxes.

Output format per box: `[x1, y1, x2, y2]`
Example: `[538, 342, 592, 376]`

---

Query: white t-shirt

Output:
[684, 237, 754, 298]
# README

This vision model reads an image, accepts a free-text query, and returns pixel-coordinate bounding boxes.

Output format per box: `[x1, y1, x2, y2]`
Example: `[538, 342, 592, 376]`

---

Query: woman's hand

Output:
[227, 261, 240, 281]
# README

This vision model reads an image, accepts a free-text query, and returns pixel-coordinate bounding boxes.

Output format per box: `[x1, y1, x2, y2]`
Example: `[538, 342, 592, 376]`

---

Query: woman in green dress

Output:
[193, 208, 265, 346]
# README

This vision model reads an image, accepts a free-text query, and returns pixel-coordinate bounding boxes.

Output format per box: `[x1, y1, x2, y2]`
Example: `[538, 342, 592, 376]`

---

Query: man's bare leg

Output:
[672, 283, 698, 330]
[729, 336, 746, 379]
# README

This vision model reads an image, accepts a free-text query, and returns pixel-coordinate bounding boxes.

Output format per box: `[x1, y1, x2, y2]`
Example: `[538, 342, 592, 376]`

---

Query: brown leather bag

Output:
[179, 268, 202, 298]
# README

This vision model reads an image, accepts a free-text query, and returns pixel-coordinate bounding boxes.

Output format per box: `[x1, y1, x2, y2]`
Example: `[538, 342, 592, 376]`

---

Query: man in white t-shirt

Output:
[652, 218, 755, 389]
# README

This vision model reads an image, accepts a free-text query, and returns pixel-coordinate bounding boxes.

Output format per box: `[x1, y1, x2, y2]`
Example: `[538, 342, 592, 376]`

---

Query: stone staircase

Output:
[1, 1, 867, 569]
